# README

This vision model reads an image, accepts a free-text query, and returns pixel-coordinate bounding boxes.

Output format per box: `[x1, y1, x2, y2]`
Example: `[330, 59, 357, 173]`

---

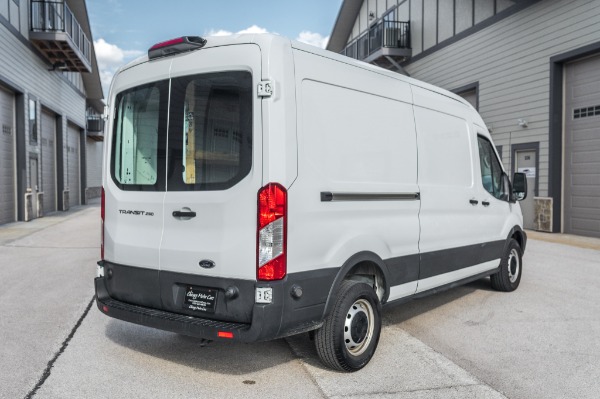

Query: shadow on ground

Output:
[103, 317, 296, 375]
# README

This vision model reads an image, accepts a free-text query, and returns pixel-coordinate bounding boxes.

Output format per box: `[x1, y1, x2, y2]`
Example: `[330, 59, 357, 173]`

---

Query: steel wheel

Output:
[491, 239, 523, 292]
[315, 280, 382, 371]
[344, 298, 375, 356]
[507, 248, 520, 284]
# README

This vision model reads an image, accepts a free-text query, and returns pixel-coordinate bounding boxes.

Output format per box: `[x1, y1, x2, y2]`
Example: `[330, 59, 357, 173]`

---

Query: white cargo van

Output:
[96, 34, 528, 371]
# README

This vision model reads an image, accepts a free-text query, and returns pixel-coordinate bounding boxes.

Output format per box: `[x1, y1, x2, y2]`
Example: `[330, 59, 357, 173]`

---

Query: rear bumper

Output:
[96, 276, 275, 341]
[94, 263, 337, 342]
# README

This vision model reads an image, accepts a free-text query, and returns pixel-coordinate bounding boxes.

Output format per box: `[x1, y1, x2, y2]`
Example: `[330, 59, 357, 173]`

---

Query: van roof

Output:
[119, 33, 474, 111]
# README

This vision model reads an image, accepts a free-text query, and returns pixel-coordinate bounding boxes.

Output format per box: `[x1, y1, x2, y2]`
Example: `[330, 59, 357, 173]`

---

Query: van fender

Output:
[321, 251, 391, 320]
[505, 225, 527, 253]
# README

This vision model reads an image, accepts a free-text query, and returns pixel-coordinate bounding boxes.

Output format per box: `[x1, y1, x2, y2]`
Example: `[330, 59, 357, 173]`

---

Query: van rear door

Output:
[159, 45, 262, 282]
[105, 60, 171, 271]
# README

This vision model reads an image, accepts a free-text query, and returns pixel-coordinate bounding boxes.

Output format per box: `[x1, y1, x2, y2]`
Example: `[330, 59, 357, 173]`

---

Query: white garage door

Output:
[0, 85, 16, 224]
[66, 123, 81, 207]
[41, 109, 57, 214]
[564, 54, 600, 238]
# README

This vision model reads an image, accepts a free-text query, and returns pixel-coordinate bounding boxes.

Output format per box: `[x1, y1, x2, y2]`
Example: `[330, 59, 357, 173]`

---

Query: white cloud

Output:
[94, 38, 143, 96]
[296, 31, 329, 49]
[206, 25, 270, 37]
[205, 26, 329, 49]
[237, 25, 269, 35]
[206, 29, 233, 37]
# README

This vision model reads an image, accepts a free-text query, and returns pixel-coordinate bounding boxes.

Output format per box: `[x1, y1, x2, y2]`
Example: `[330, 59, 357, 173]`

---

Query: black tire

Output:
[491, 239, 523, 292]
[315, 280, 382, 371]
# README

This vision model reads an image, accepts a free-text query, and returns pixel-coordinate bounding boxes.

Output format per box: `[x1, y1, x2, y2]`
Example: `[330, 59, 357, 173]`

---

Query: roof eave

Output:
[326, 0, 364, 53]
[66, 0, 104, 110]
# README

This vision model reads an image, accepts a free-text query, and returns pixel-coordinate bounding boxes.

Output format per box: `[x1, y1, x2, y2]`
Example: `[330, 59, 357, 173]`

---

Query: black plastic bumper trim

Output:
[95, 277, 264, 341]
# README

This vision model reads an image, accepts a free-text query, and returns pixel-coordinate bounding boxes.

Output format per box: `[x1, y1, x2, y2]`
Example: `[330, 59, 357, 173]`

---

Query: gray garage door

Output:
[0, 85, 16, 225]
[564, 54, 600, 238]
[41, 109, 57, 214]
[67, 123, 81, 207]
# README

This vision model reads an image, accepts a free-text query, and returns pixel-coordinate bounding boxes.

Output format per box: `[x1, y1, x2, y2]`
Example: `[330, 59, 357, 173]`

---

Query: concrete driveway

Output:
[1, 203, 598, 399]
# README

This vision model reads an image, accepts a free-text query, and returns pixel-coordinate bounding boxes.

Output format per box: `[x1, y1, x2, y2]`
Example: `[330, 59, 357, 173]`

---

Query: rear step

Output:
[97, 295, 250, 340]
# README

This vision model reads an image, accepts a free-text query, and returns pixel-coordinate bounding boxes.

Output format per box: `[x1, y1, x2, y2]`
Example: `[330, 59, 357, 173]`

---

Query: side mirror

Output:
[513, 172, 527, 201]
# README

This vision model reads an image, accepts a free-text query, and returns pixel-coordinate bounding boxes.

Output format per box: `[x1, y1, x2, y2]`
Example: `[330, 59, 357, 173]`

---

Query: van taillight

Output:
[101, 187, 105, 261]
[257, 183, 287, 281]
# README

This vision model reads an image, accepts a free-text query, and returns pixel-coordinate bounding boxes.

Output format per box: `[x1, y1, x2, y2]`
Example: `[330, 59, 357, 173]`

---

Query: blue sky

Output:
[87, 0, 343, 95]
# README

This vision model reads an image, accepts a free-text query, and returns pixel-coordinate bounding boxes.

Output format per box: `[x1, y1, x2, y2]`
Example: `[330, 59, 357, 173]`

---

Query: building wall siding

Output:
[0, 28, 86, 127]
[1, 10, 88, 218]
[405, 0, 600, 198]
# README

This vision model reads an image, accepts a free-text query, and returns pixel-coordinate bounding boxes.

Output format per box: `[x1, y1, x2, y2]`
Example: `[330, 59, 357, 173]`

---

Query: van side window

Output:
[477, 136, 506, 200]
[167, 71, 252, 191]
[112, 81, 168, 189]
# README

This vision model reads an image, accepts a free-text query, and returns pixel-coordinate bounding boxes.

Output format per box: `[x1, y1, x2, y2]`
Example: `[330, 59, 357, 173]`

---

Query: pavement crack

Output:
[284, 337, 329, 399]
[24, 296, 95, 399]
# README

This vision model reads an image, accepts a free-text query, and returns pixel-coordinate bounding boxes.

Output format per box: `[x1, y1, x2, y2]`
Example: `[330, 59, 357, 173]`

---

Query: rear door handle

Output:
[469, 199, 479, 205]
[172, 210, 196, 218]
[482, 201, 490, 207]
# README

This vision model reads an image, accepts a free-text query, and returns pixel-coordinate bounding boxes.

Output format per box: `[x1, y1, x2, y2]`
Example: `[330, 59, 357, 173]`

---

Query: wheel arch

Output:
[322, 251, 390, 320]
[507, 225, 527, 253]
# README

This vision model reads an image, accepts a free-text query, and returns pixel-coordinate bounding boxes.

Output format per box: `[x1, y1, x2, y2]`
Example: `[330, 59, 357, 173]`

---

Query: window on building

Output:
[29, 99, 37, 143]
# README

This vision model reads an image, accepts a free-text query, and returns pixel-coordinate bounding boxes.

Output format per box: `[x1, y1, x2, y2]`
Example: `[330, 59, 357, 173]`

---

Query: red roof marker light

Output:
[148, 36, 207, 60]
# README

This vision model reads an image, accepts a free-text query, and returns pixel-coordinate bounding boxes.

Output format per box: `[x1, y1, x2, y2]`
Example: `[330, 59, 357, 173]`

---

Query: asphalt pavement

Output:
[1, 202, 599, 399]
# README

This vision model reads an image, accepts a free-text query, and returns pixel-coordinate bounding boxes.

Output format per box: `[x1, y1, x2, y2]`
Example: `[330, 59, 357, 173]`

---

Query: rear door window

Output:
[111, 81, 168, 191]
[167, 71, 253, 191]
[111, 72, 252, 192]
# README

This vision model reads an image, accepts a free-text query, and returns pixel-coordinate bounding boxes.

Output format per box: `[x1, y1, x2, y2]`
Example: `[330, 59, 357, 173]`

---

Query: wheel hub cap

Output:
[344, 298, 375, 356]
[507, 248, 520, 283]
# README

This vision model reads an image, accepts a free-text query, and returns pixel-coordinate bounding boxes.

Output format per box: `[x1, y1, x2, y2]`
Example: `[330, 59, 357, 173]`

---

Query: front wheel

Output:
[491, 239, 523, 292]
[315, 280, 382, 371]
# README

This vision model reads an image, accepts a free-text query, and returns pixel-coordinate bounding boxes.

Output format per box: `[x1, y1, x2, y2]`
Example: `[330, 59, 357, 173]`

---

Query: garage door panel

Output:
[567, 127, 599, 144]
[0, 86, 16, 224]
[572, 82, 600, 100]
[571, 218, 599, 234]
[41, 110, 56, 214]
[571, 150, 600, 167]
[568, 186, 600, 198]
[67, 124, 80, 207]
[571, 196, 600, 209]
[565, 54, 600, 237]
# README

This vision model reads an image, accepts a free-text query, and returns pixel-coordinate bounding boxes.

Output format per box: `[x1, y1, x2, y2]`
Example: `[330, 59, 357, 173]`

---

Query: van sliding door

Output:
[413, 101, 495, 293]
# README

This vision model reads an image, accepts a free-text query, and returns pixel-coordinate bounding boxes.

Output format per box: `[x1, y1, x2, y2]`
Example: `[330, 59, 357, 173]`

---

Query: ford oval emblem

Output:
[199, 259, 216, 269]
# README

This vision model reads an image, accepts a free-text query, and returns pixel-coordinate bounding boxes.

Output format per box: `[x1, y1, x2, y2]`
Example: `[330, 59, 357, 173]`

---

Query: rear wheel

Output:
[491, 239, 522, 292]
[315, 280, 381, 371]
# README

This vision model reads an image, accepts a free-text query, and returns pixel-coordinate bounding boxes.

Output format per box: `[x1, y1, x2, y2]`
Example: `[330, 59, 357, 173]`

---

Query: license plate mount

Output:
[183, 285, 218, 313]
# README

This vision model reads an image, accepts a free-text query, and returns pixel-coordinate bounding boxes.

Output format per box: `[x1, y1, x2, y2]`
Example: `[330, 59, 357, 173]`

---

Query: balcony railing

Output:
[342, 20, 411, 68]
[30, 0, 92, 72]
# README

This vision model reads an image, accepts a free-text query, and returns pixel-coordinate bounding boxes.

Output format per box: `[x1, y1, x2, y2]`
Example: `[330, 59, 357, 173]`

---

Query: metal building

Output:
[328, 0, 600, 238]
[0, 0, 103, 224]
